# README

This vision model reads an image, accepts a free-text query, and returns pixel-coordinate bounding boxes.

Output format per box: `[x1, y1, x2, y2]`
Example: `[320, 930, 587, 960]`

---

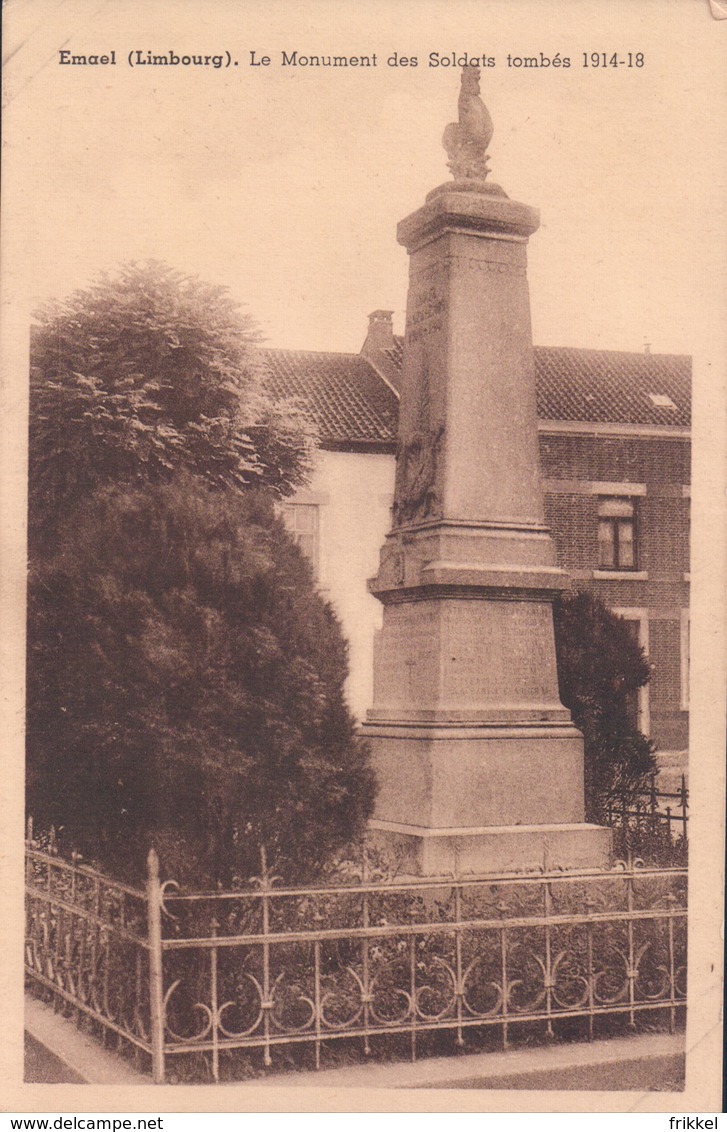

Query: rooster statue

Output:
[442, 65, 493, 181]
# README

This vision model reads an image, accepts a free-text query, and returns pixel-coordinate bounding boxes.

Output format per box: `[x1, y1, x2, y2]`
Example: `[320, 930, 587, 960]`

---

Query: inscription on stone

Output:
[406, 273, 446, 344]
[444, 253, 526, 277]
[440, 603, 556, 705]
[376, 603, 438, 706]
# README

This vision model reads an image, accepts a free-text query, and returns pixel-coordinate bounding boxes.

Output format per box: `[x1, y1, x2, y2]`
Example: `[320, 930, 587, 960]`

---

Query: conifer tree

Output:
[553, 590, 657, 822]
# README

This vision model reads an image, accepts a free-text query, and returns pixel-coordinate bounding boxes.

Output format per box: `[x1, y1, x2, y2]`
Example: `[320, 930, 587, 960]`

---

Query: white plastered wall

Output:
[288, 448, 395, 721]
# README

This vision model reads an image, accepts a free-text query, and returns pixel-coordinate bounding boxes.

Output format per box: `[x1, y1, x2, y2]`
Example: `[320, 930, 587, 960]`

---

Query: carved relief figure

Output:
[393, 354, 445, 526]
[393, 424, 445, 526]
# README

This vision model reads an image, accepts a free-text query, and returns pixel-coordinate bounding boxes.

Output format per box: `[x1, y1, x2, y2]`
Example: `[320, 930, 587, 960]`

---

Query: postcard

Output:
[2, 0, 725, 1116]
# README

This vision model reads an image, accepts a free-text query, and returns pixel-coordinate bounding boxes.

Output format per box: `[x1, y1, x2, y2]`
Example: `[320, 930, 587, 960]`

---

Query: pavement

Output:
[249, 1032, 685, 1091]
[24, 1032, 86, 1085]
[25, 996, 685, 1091]
[24, 998, 150, 1086]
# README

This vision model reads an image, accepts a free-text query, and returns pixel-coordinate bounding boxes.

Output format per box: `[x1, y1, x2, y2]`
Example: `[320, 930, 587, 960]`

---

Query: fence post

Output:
[679, 774, 688, 842]
[259, 845, 273, 1068]
[26, 817, 34, 885]
[649, 775, 658, 836]
[146, 848, 165, 1084]
[361, 847, 372, 1057]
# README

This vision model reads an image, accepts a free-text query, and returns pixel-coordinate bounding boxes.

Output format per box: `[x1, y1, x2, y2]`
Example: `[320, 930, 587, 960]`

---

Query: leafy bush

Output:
[553, 590, 658, 822]
[29, 261, 315, 546]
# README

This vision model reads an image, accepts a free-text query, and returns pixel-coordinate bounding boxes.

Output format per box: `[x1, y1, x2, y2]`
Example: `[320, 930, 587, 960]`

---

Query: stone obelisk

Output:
[363, 68, 611, 875]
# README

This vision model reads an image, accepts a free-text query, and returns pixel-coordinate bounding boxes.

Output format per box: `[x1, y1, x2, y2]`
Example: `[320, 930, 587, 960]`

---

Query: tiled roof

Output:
[259, 339, 691, 447]
[533, 345, 691, 427]
[388, 336, 690, 428]
[259, 349, 398, 446]
[382, 338, 404, 373]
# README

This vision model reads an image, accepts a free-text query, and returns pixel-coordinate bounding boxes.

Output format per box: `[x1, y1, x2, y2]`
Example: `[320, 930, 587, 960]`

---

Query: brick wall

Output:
[539, 434, 691, 484]
[540, 432, 690, 752]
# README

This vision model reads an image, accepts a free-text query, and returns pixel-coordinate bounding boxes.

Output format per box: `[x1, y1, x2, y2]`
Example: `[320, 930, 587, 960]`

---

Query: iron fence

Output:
[25, 829, 687, 1085]
[24, 824, 154, 1069]
[606, 773, 688, 854]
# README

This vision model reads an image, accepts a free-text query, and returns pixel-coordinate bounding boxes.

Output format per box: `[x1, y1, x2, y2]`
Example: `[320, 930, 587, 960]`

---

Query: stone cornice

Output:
[537, 420, 690, 440]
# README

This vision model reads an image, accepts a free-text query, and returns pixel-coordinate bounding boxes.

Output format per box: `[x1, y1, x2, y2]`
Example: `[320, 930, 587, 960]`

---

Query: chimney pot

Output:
[364, 310, 395, 352]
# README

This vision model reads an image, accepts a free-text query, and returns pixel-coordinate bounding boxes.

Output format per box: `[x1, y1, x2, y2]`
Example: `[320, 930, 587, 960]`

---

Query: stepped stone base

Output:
[369, 819, 612, 877]
[363, 722, 588, 828]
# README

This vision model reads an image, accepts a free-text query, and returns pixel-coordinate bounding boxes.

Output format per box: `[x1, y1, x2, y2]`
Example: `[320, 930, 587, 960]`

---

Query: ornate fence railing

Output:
[25, 831, 687, 1085]
[605, 774, 688, 860]
[24, 830, 154, 1068]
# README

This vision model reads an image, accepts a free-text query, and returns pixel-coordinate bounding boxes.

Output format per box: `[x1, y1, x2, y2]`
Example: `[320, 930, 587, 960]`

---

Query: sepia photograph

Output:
[1, 0, 725, 1115]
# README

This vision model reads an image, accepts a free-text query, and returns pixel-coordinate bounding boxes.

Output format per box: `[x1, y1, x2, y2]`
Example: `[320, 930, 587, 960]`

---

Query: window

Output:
[680, 609, 689, 711]
[622, 619, 641, 728]
[613, 608, 650, 735]
[647, 392, 677, 410]
[280, 503, 320, 577]
[598, 497, 637, 570]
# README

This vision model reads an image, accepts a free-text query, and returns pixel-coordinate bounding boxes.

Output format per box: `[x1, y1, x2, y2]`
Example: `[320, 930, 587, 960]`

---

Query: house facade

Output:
[262, 312, 691, 758]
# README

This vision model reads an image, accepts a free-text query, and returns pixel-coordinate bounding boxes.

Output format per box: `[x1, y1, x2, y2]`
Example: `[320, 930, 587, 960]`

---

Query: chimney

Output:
[363, 310, 394, 354]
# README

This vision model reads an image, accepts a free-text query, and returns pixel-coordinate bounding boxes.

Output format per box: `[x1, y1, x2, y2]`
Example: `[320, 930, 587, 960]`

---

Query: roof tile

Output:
[259, 349, 398, 445]
[533, 345, 691, 427]
[258, 338, 691, 446]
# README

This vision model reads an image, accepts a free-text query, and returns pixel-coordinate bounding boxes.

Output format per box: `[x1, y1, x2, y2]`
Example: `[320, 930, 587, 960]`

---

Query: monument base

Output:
[368, 819, 612, 877]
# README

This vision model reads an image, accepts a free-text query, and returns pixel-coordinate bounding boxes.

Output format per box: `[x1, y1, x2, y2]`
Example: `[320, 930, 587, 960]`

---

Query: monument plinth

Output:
[362, 68, 611, 876]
